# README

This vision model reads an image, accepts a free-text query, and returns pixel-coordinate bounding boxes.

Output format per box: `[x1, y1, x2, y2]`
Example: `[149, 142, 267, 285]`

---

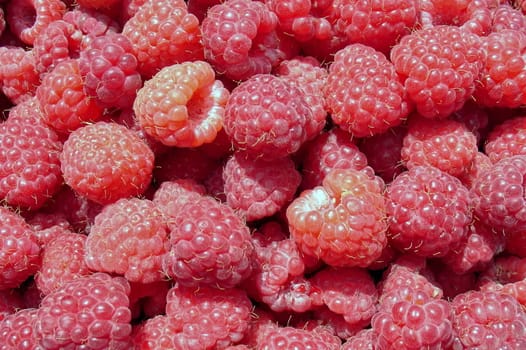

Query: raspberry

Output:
[122, 0, 203, 78]
[153, 147, 219, 184]
[60, 121, 155, 205]
[132, 314, 180, 349]
[224, 74, 311, 160]
[401, 117, 478, 177]
[31, 219, 71, 247]
[485, 115, 526, 163]
[474, 29, 526, 108]
[0, 47, 40, 104]
[152, 179, 206, 220]
[341, 328, 374, 350]
[6, 0, 67, 45]
[256, 324, 341, 350]
[35, 231, 91, 295]
[36, 58, 104, 134]
[490, 3, 526, 33]
[390, 25, 484, 118]
[6, 96, 43, 123]
[85, 197, 170, 284]
[386, 165, 472, 257]
[481, 280, 526, 308]
[0, 116, 62, 210]
[457, 151, 493, 188]
[79, 32, 142, 110]
[450, 100, 490, 145]
[450, 289, 526, 349]
[162, 196, 254, 288]
[201, 0, 297, 81]
[325, 43, 410, 138]
[287, 168, 387, 267]
[0, 308, 40, 350]
[35, 272, 132, 349]
[223, 152, 301, 222]
[0, 289, 24, 322]
[470, 155, 526, 234]
[134, 61, 229, 147]
[62, 7, 119, 42]
[165, 284, 253, 349]
[483, 255, 526, 284]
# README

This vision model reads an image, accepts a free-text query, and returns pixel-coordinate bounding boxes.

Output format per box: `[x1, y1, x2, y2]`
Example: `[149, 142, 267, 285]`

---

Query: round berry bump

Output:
[471, 155, 526, 234]
[256, 324, 341, 350]
[224, 74, 311, 160]
[85, 197, 170, 284]
[390, 25, 484, 119]
[386, 165, 472, 257]
[490, 3, 526, 33]
[223, 152, 301, 221]
[401, 117, 478, 177]
[0, 117, 62, 210]
[342, 328, 374, 350]
[0, 308, 40, 349]
[122, 0, 203, 78]
[162, 196, 254, 289]
[325, 43, 410, 138]
[63, 7, 119, 42]
[134, 60, 229, 148]
[152, 179, 206, 220]
[60, 121, 155, 205]
[6, 0, 67, 45]
[287, 168, 388, 268]
[79, 32, 142, 110]
[36, 58, 104, 134]
[36, 272, 132, 349]
[132, 314, 181, 349]
[485, 115, 526, 163]
[0, 47, 40, 105]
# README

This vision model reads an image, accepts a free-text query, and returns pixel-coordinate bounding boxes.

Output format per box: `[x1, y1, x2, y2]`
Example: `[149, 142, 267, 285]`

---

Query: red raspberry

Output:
[201, 0, 297, 81]
[329, 0, 419, 54]
[481, 280, 526, 308]
[6, 0, 67, 45]
[62, 7, 119, 42]
[6, 96, 43, 123]
[256, 324, 340, 350]
[224, 74, 311, 160]
[122, 0, 203, 78]
[325, 43, 410, 138]
[153, 147, 219, 184]
[165, 284, 253, 349]
[450, 100, 490, 145]
[483, 255, 526, 284]
[0, 116, 62, 210]
[490, 3, 526, 33]
[457, 151, 492, 188]
[152, 179, 206, 220]
[485, 115, 526, 163]
[470, 155, 526, 234]
[0, 289, 24, 322]
[60, 121, 155, 205]
[132, 314, 180, 349]
[0, 308, 40, 350]
[36, 58, 104, 134]
[451, 290, 526, 349]
[0, 47, 40, 104]
[85, 197, 170, 284]
[474, 29, 526, 108]
[223, 152, 301, 222]
[35, 272, 132, 349]
[401, 117, 478, 177]
[341, 328, 374, 350]
[134, 61, 229, 147]
[162, 196, 254, 288]
[35, 231, 91, 295]
[390, 25, 484, 119]
[287, 168, 387, 267]
[187, 0, 222, 22]
[386, 165, 472, 257]
[79, 32, 142, 110]
[300, 128, 371, 190]
[31, 220, 71, 247]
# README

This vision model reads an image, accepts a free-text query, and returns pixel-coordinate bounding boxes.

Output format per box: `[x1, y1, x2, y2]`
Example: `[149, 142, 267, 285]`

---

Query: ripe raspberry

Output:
[451, 289, 526, 349]
[134, 61, 228, 147]
[132, 314, 180, 349]
[482, 255, 526, 284]
[201, 0, 297, 81]
[60, 121, 154, 205]
[0, 308, 40, 350]
[341, 328, 374, 350]
[152, 179, 206, 220]
[31, 220, 72, 248]
[79, 32, 142, 110]
[122, 0, 203, 78]
[450, 100, 490, 145]
[6, 0, 67, 45]
[0, 289, 24, 322]
[0, 47, 40, 104]
[165, 284, 253, 349]
[386, 165, 472, 257]
[224, 74, 311, 160]
[35, 272, 132, 349]
[223, 152, 301, 221]
[256, 324, 341, 350]
[457, 151, 492, 188]
[153, 147, 220, 184]
[325, 43, 410, 138]
[35, 231, 90, 296]
[85, 197, 170, 284]
[401, 117, 478, 177]
[390, 25, 484, 118]
[474, 29, 526, 108]
[6, 96, 43, 124]
[162, 196, 254, 288]
[490, 3, 526, 33]
[470, 155, 526, 234]
[36, 58, 104, 134]
[62, 7, 119, 43]
[485, 115, 526, 163]
[0, 116, 62, 210]
[287, 168, 387, 267]
[480, 280, 526, 308]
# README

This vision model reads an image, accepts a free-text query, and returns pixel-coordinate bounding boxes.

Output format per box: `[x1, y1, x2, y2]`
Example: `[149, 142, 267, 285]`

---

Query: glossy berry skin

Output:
[484, 115, 526, 163]
[386, 165, 472, 257]
[256, 324, 341, 350]
[287, 168, 387, 268]
[60, 121, 155, 205]
[0, 47, 40, 104]
[0, 308, 40, 350]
